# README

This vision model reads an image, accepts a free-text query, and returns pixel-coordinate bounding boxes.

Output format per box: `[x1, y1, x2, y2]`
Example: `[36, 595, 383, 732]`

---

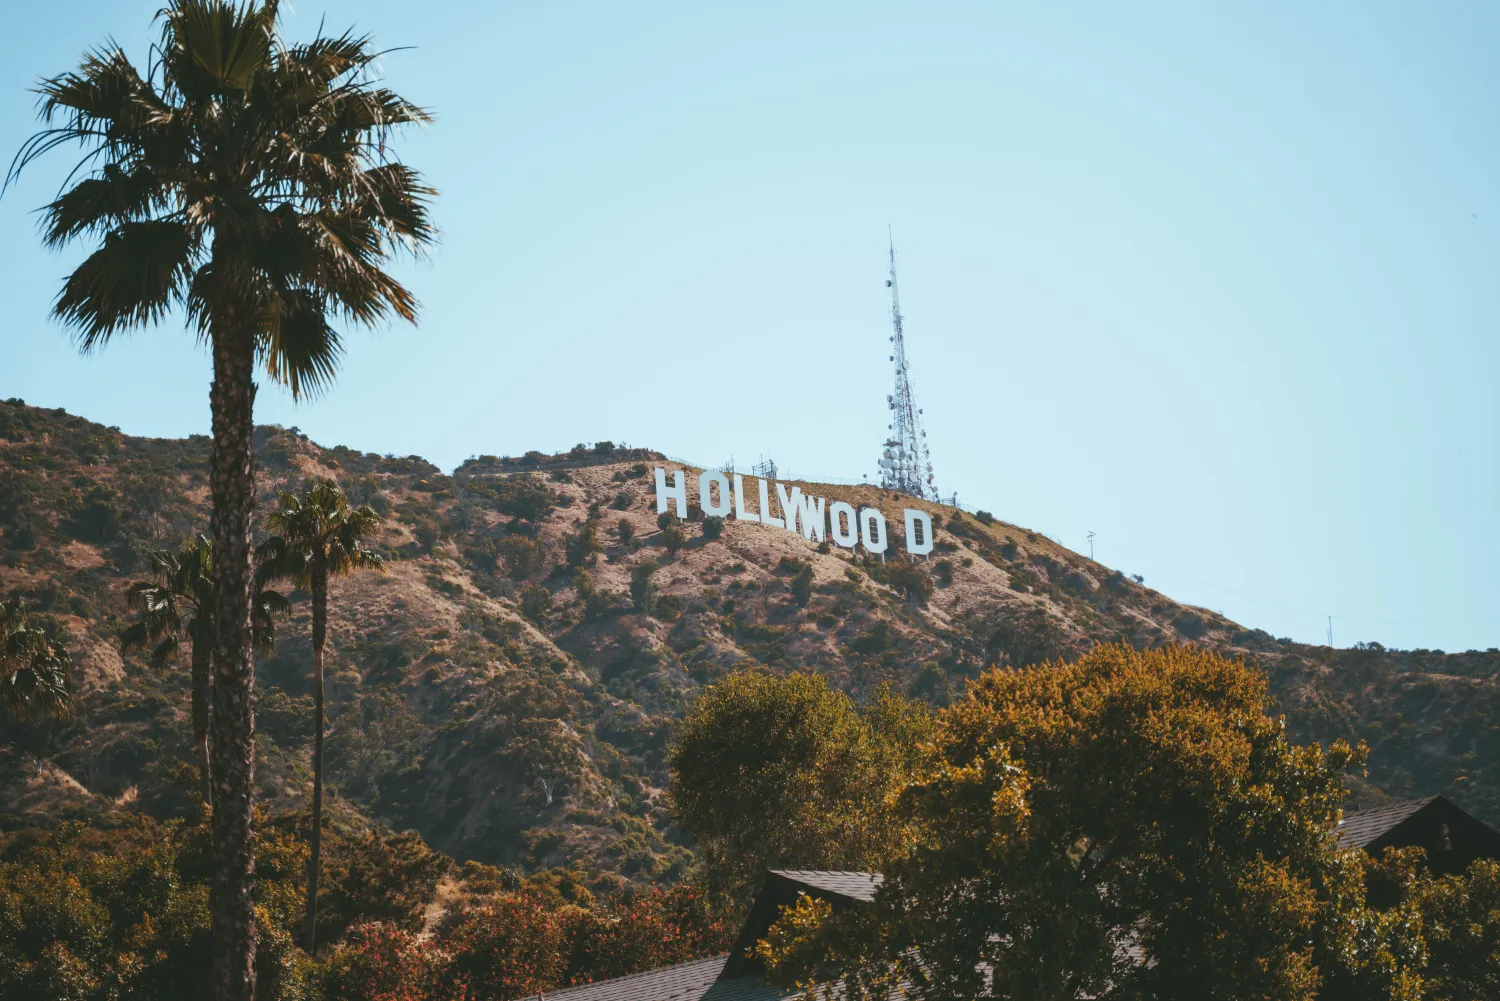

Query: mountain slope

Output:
[1, 398, 1495, 893]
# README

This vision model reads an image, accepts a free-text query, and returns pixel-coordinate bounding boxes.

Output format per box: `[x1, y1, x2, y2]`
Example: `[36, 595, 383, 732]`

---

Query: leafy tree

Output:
[630, 560, 660, 615]
[760, 644, 1400, 1001]
[121, 535, 287, 803]
[702, 515, 725, 542]
[669, 673, 931, 902]
[1407, 858, 1500, 1000]
[257, 479, 386, 954]
[11, 2, 436, 993]
[491, 474, 557, 523]
[0, 597, 73, 723]
[315, 828, 451, 944]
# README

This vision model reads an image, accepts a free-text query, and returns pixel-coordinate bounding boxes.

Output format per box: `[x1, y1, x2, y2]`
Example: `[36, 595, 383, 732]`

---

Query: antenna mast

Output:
[877, 229, 938, 501]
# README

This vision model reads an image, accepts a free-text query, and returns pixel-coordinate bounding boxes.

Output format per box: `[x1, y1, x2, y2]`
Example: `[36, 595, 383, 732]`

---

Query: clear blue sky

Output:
[3, 2, 1497, 652]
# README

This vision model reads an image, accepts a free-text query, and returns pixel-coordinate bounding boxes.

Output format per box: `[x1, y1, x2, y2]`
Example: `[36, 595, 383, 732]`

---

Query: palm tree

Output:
[122, 535, 288, 805]
[8, 3, 434, 993]
[0, 598, 74, 723]
[256, 479, 384, 953]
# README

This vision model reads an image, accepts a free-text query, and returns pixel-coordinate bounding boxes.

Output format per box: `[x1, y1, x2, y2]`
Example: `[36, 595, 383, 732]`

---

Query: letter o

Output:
[698, 471, 731, 517]
[829, 502, 858, 548]
[859, 507, 888, 554]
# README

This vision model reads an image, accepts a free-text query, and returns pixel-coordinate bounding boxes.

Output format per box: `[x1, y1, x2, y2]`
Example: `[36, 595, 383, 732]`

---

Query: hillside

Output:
[1, 397, 1496, 894]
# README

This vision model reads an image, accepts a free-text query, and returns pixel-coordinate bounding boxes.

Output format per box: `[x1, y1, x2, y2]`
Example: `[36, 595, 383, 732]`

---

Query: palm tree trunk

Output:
[305, 564, 328, 955]
[191, 633, 212, 807]
[208, 323, 259, 1001]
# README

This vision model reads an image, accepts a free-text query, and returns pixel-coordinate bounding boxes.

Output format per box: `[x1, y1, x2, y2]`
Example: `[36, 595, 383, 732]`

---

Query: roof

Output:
[540, 955, 791, 1001]
[1336, 797, 1440, 848]
[768, 870, 883, 903]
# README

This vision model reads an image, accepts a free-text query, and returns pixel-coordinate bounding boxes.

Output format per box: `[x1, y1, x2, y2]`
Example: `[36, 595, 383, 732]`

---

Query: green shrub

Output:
[790, 566, 814, 607]
[887, 561, 933, 605]
[497, 536, 547, 580]
[974, 510, 994, 525]
[612, 489, 635, 510]
[564, 520, 603, 567]
[630, 560, 660, 615]
[520, 585, 552, 623]
[702, 516, 724, 541]
[661, 525, 686, 556]
[616, 519, 636, 549]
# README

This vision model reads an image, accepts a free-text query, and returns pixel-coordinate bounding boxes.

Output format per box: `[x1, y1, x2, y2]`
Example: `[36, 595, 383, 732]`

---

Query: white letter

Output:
[829, 502, 858, 548]
[733, 474, 760, 522]
[776, 483, 803, 537]
[759, 479, 785, 529]
[797, 492, 827, 542]
[904, 509, 934, 556]
[860, 507, 888, 554]
[699, 471, 731, 517]
[654, 468, 686, 518]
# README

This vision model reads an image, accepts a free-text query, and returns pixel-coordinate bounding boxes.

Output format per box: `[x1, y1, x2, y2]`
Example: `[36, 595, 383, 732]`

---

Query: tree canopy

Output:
[757, 645, 1449, 1001]
[669, 672, 931, 903]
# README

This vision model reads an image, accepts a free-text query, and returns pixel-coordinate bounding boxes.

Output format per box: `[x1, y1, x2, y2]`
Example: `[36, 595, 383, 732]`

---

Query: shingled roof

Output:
[1336, 797, 1440, 849]
[539, 955, 789, 1001]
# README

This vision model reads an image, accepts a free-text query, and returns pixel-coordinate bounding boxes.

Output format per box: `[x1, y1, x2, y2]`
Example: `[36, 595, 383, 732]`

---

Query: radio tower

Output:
[876, 230, 938, 501]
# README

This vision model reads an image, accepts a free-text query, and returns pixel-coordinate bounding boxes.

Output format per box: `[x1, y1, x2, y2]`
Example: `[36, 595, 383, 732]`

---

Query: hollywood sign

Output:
[654, 467, 934, 556]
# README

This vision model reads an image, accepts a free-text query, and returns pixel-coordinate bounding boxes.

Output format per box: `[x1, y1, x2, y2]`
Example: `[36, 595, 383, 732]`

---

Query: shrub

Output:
[498, 536, 548, 580]
[612, 489, 634, 510]
[974, 510, 994, 525]
[887, 561, 934, 605]
[564, 520, 603, 567]
[790, 565, 814, 607]
[701, 516, 724, 541]
[933, 559, 954, 587]
[520, 585, 552, 623]
[616, 518, 636, 549]
[656, 511, 678, 531]
[630, 560, 660, 615]
[661, 525, 686, 556]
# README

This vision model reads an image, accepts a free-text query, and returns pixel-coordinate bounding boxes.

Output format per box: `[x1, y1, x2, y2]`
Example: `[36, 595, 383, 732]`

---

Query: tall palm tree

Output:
[256, 479, 384, 953]
[122, 535, 288, 805]
[9, 3, 434, 993]
[0, 598, 74, 723]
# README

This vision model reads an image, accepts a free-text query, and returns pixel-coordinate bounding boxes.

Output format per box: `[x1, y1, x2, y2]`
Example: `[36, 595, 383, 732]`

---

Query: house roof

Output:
[1336, 796, 1441, 848]
[540, 954, 791, 1001]
[767, 870, 883, 903]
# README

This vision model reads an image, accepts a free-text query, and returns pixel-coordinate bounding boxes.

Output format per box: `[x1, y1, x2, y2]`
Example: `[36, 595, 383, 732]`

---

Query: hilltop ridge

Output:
[1, 397, 1496, 891]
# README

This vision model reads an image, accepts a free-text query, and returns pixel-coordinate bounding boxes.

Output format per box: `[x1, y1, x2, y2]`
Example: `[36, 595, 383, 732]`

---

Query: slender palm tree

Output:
[256, 479, 384, 953]
[122, 535, 288, 805]
[0, 598, 74, 723]
[9, 3, 433, 993]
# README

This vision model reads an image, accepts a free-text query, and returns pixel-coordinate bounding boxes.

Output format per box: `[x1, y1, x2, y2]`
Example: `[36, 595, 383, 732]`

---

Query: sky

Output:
[2, 2, 1497, 653]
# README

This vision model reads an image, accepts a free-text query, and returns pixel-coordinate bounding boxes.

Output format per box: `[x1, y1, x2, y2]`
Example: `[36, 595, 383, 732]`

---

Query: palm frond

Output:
[54, 220, 196, 349]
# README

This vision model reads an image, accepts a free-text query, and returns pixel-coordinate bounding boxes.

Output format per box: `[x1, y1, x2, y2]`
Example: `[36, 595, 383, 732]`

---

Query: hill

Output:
[1, 397, 1496, 895]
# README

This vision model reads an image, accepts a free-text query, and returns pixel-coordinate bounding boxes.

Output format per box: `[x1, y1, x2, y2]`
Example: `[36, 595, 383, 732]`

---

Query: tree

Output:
[122, 535, 287, 804]
[11, 4, 435, 994]
[661, 524, 687, 556]
[257, 479, 385, 954]
[0, 597, 73, 723]
[761, 644, 1389, 1001]
[669, 673, 930, 903]
[702, 515, 725, 541]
